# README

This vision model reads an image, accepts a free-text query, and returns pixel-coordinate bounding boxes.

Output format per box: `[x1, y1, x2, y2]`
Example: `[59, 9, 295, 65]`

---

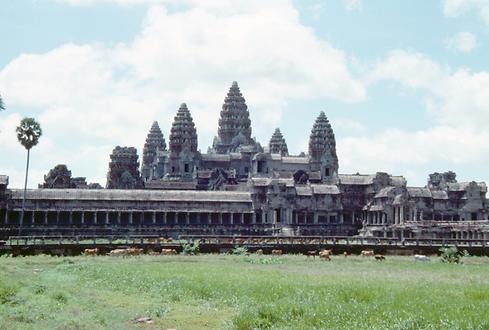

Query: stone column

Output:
[294, 211, 298, 225]
[117, 211, 121, 225]
[240, 213, 244, 225]
[31, 211, 35, 225]
[400, 207, 404, 224]
[207, 213, 211, 225]
[81, 212, 85, 225]
[340, 213, 344, 224]
[68, 211, 73, 226]
[252, 213, 256, 225]
[129, 212, 133, 225]
[152, 211, 156, 225]
[230, 213, 234, 226]
[163, 212, 167, 225]
[94, 211, 98, 226]
[186, 212, 190, 225]
[197, 212, 201, 225]
[44, 211, 48, 225]
[313, 213, 318, 225]
[219, 213, 223, 225]
[56, 211, 60, 226]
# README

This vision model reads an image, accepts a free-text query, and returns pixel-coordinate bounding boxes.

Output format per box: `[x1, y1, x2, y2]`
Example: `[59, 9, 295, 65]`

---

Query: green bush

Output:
[0, 281, 19, 304]
[182, 241, 200, 255]
[439, 247, 469, 264]
[231, 246, 248, 255]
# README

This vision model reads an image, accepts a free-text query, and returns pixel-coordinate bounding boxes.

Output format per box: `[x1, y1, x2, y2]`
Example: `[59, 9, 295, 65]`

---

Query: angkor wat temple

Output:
[1, 82, 488, 240]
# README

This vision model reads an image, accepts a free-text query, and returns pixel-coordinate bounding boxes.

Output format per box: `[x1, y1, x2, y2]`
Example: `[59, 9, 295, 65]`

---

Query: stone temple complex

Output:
[1, 82, 489, 240]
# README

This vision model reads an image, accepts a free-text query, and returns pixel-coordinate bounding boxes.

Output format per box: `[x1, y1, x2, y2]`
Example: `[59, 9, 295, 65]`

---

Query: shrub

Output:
[231, 246, 248, 255]
[182, 241, 200, 255]
[439, 247, 469, 264]
[0, 281, 19, 304]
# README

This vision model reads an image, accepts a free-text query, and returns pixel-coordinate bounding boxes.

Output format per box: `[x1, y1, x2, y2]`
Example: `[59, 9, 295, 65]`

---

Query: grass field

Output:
[1, 253, 489, 329]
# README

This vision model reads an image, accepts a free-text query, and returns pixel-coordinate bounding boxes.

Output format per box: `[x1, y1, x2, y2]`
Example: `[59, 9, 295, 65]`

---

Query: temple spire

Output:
[213, 81, 252, 153]
[309, 111, 338, 182]
[141, 121, 166, 181]
[269, 128, 289, 156]
[169, 103, 198, 154]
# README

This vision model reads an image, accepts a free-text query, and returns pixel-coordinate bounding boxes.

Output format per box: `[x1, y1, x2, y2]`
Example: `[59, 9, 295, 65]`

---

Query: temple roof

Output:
[338, 174, 376, 185]
[10, 188, 251, 203]
[407, 187, 432, 198]
[0, 175, 8, 186]
[269, 128, 288, 156]
[169, 103, 198, 154]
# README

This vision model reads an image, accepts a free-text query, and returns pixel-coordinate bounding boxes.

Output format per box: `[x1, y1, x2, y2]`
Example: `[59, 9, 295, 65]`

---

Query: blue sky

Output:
[1, 0, 489, 188]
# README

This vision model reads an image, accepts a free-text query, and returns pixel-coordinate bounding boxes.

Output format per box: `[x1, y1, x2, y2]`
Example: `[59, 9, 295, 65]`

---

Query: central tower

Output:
[212, 81, 253, 153]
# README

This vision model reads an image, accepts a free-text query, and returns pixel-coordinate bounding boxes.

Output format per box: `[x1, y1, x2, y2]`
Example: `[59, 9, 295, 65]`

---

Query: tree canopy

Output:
[16, 117, 42, 150]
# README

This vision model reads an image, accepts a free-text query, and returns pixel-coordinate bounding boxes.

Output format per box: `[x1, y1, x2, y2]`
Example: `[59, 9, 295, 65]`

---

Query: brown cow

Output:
[271, 249, 283, 256]
[148, 251, 160, 256]
[319, 250, 331, 261]
[84, 248, 99, 256]
[343, 251, 348, 258]
[126, 248, 144, 256]
[256, 249, 264, 255]
[161, 248, 178, 255]
[361, 250, 375, 257]
[374, 254, 386, 261]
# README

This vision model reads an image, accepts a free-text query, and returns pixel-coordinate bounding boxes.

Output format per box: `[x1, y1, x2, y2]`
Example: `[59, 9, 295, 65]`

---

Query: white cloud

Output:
[344, 0, 362, 11]
[340, 49, 489, 185]
[443, 0, 489, 26]
[445, 32, 478, 53]
[0, 1, 365, 187]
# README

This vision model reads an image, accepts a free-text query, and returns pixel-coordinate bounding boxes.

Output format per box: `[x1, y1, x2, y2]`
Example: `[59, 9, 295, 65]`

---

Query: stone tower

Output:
[106, 146, 143, 189]
[168, 103, 199, 179]
[212, 81, 252, 153]
[141, 121, 166, 181]
[308, 111, 338, 183]
[269, 128, 289, 156]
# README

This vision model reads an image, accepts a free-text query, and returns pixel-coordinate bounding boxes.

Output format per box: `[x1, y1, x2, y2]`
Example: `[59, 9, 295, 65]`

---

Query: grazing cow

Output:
[319, 250, 331, 261]
[161, 248, 178, 255]
[126, 248, 144, 256]
[109, 248, 129, 257]
[256, 249, 264, 255]
[271, 249, 283, 256]
[414, 254, 430, 262]
[84, 248, 99, 256]
[148, 251, 160, 256]
[343, 251, 348, 258]
[306, 250, 318, 259]
[361, 250, 375, 257]
[374, 254, 386, 261]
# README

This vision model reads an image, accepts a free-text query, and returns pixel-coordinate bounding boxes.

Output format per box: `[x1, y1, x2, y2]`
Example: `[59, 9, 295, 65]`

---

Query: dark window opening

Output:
[244, 167, 249, 173]
[184, 164, 189, 173]
[171, 166, 175, 173]
[324, 167, 330, 177]
[472, 212, 478, 220]
[257, 160, 266, 173]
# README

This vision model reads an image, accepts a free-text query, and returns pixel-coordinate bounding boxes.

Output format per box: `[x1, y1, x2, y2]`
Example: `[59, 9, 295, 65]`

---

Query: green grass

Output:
[1, 254, 489, 329]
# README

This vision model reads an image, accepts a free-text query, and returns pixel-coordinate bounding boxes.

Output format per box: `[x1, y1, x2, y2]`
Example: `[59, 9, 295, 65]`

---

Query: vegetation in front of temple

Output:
[1, 254, 489, 329]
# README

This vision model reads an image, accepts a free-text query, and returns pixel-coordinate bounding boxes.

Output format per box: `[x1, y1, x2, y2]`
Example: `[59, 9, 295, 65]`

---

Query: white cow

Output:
[414, 254, 430, 262]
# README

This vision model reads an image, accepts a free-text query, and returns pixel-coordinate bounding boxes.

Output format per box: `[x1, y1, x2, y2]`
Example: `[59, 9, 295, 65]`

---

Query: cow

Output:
[374, 254, 386, 261]
[84, 248, 99, 256]
[306, 250, 318, 259]
[148, 251, 160, 256]
[109, 248, 129, 257]
[256, 249, 264, 255]
[319, 249, 331, 261]
[361, 250, 375, 257]
[161, 248, 178, 255]
[126, 248, 144, 256]
[414, 254, 430, 262]
[343, 251, 348, 258]
[271, 249, 283, 256]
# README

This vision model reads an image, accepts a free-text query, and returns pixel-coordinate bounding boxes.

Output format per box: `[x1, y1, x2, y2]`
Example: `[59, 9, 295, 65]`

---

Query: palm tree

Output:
[16, 117, 42, 235]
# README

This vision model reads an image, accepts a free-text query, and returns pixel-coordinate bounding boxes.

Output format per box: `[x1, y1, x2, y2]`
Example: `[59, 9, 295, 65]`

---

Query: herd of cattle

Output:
[83, 247, 431, 262]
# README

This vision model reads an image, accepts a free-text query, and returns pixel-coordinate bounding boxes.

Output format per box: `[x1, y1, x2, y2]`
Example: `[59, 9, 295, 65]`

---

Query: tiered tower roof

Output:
[142, 121, 166, 168]
[169, 103, 198, 154]
[269, 128, 289, 156]
[309, 111, 337, 162]
[214, 81, 252, 153]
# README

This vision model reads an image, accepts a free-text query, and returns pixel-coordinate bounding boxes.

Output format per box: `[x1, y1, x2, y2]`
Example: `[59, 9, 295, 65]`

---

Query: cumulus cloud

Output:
[0, 1, 365, 187]
[445, 32, 478, 53]
[443, 0, 489, 26]
[337, 49, 489, 185]
[344, 0, 363, 11]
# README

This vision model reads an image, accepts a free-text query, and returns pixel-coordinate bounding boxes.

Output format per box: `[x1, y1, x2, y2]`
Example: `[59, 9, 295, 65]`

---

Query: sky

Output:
[1, 0, 489, 188]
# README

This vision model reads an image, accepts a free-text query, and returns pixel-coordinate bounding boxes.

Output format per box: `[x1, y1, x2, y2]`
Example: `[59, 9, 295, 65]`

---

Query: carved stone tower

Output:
[141, 121, 166, 182]
[106, 146, 143, 189]
[308, 111, 338, 183]
[168, 103, 199, 179]
[212, 81, 252, 153]
[269, 128, 289, 156]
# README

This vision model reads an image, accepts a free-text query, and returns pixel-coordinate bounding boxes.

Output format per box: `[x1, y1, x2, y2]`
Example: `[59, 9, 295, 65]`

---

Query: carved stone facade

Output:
[1, 82, 489, 240]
